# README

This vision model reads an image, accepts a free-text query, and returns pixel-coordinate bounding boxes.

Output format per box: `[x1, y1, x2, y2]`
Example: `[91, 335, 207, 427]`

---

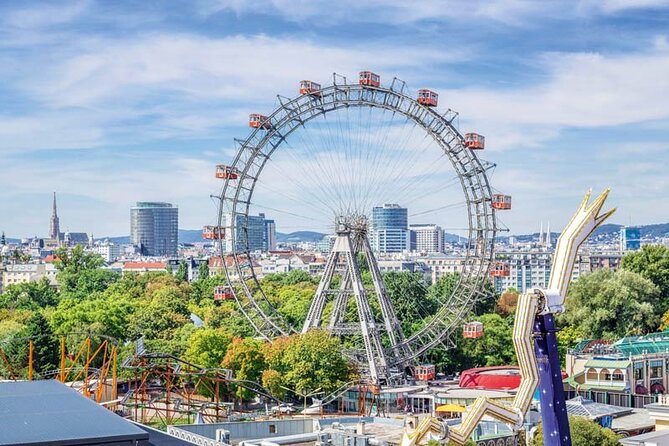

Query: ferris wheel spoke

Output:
[297, 115, 350, 215]
[378, 125, 444, 205]
[366, 117, 427, 208]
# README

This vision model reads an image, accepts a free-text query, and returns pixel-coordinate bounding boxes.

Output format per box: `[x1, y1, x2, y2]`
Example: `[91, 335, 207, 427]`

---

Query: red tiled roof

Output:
[123, 261, 167, 270]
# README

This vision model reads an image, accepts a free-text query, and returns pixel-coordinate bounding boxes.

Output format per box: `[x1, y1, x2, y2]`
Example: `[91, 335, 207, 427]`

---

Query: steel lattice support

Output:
[302, 218, 390, 383]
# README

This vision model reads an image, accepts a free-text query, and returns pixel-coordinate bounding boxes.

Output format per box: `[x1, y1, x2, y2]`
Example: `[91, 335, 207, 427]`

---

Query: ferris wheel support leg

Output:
[343, 241, 388, 384]
[328, 271, 351, 329]
[302, 251, 339, 333]
[361, 237, 410, 364]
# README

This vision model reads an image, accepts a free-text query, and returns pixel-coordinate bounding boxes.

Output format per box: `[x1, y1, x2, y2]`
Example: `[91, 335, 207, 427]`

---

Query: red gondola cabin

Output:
[202, 225, 225, 240]
[214, 285, 234, 301]
[492, 194, 512, 210]
[359, 71, 380, 87]
[417, 89, 438, 107]
[215, 164, 238, 180]
[463, 321, 484, 339]
[299, 80, 322, 96]
[464, 133, 485, 150]
[490, 262, 511, 277]
[415, 364, 436, 381]
[249, 113, 272, 129]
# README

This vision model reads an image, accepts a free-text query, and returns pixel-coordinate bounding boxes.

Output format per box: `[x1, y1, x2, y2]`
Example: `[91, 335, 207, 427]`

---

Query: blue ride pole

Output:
[534, 313, 572, 446]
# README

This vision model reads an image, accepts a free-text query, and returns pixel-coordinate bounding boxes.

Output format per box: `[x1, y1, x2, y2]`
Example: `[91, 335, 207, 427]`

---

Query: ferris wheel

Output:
[208, 71, 509, 384]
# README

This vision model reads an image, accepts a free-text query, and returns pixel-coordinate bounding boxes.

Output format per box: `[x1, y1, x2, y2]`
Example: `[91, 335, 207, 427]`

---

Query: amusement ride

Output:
[209, 71, 508, 386]
[208, 71, 616, 446]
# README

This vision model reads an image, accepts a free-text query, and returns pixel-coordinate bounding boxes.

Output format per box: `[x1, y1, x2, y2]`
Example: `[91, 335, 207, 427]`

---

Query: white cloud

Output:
[4, 0, 90, 30]
[203, 0, 549, 26]
[23, 34, 462, 108]
[445, 46, 669, 150]
[586, 0, 669, 13]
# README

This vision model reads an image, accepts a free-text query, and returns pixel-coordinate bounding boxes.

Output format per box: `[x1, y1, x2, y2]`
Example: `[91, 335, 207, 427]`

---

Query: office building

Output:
[265, 218, 277, 251]
[130, 202, 178, 257]
[92, 240, 121, 262]
[620, 226, 641, 252]
[371, 204, 409, 253]
[410, 224, 444, 253]
[224, 212, 275, 253]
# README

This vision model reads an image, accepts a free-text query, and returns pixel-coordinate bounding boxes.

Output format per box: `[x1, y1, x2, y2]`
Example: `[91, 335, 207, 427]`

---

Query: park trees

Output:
[222, 337, 266, 402]
[185, 328, 233, 369]
[561, 269, 660, 340]
[261, 330, 355, 400]
[461, 313, 516, 367]
[0, 278, 58, 310]
[621, 244, 669, 303]
[531, 416, 619, 446]
[384, 272, 435, 335]
[54, 246, 118, 297]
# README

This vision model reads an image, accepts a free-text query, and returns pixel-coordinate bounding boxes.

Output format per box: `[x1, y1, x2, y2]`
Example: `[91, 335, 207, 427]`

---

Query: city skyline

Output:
[1, 1, 668, 237]
[0, 191, 661, 241]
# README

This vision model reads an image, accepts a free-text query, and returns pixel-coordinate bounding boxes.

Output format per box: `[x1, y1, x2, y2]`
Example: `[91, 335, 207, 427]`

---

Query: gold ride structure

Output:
[400, 189, 615, 446]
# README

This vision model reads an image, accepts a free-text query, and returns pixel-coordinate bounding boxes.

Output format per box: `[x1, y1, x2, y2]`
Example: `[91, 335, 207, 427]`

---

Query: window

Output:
[269, 425, 276, 434]
[650, 360, 663, 379]
[634, 362, 644, 381]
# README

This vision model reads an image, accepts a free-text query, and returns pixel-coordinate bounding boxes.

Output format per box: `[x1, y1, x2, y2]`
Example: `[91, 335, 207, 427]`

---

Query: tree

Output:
[25, 312, 60, 375]
[461, 313, 516, 367]
[496, 289, 519, 317]
[185, 328, 233, 368]
[0, 278, 59, 310]
[280, 330, 356, 395]
[427, 273, 459, 304]
[561, 269, 660, 339]
[383, 272, 435, 335]
[531, 416, 619, 446]
[622, 244, 669, 307]
[54, 245, 118, 298]
[222, 337, 266, 402]
[198, 261, 210, 280]
[557, 324, 584, 367]
[49, 295, 136, 341]
[127, 279, 191, 349]
[175, 260, 188, 283]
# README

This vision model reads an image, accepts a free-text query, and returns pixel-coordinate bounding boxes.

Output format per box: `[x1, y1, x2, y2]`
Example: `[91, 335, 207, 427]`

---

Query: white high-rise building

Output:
[410, 224, 444, 253]
[371, 204, 409, 254]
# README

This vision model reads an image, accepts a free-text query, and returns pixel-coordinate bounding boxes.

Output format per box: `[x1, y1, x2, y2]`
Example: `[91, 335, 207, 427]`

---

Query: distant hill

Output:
[502, 222, 669, 243]
[28, 222, 669, 247]
[277, 231, 327, 243]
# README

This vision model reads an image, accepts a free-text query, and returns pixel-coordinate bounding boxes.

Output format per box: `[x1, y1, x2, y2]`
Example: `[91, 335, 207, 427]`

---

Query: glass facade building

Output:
[371, 204, 409, 253]
[620, 226, 641, 251]
[225, 212, 275, 253]
[130, 202, 178, 257]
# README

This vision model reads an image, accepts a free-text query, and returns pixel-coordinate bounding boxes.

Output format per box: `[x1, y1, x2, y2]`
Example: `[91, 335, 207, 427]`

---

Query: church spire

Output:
[546, 221, 551, 247]
[49, 192, 60, 240]
[539, 221, 543, 246]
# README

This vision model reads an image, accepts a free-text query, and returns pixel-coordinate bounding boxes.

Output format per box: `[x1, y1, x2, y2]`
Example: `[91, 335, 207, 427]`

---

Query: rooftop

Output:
[614, 331, 669, 356]
[0, 380, 148, 446]
[566, 396, 632, 419]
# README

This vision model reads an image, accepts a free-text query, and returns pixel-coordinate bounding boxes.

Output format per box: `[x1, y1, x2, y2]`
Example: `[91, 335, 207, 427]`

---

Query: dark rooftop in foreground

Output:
[0, 380, 187, 446]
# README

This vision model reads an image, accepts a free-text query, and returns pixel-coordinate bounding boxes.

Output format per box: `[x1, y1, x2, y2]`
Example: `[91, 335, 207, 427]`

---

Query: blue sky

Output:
[1, 0, 668, 238]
